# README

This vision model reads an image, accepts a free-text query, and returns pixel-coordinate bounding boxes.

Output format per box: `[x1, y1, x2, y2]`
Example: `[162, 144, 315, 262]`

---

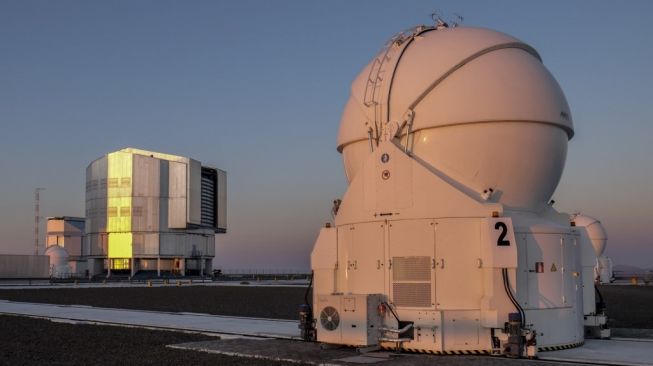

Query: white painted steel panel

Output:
[524, 234, 565, 309]
[562, 234, 581, 308]
[168, 161, 187, 229]
[516, 233, 529, 308]
[525, 307, 582, 346]
[311, 228, 337, 295]
[187, 159, 202, 225]
[160, 233, 184, 256]
[206, 235, 215, 256]
[480, 217, 517, 268]
[132, 154, 160, 198]
[374, 146, 413, 212]
[336, 223, 384, 295]
[340, 294, 384, 346]
[345, 222, 385, 295]
[88, 233, 108, 256]
[132, 233, 159, 256]
[442, 310, 482, 350]
[131, 197, 159, 232]
[401, 309, 442, 352]
[435, 219, 483, 310]
[145, 233, 159, 255]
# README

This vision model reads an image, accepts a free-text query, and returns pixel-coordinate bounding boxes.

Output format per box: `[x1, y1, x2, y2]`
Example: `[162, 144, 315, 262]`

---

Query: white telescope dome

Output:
[338, 26, 573, 212]
[573, 214, 608, 256]
[45, 244, 70, 278]
[45, 244, 69, 267]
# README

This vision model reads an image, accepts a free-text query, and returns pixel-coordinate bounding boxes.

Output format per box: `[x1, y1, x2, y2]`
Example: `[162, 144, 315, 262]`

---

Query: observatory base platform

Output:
[2, 299, 652, 365]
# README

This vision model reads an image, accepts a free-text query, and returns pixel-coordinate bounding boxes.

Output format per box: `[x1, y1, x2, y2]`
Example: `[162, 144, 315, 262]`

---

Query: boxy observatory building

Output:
[83, 148, 226, 277]
[310, 20, 609, 357]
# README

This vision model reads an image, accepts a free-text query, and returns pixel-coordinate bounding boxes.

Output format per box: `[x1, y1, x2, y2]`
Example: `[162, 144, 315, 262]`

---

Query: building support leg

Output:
[157, 257, 161, 277]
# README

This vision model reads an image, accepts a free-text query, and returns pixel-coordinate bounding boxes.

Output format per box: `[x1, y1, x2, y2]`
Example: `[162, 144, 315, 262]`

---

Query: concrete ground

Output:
[169, 338, 572, 366]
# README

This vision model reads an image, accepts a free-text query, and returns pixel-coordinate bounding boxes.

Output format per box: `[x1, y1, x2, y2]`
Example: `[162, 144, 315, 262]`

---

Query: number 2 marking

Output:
[495, 222, 510, 246]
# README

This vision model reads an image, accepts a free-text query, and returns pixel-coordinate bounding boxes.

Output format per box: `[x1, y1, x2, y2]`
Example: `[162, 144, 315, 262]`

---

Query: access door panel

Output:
[435, 218, 483, 310]
[341, 222, 385, 295]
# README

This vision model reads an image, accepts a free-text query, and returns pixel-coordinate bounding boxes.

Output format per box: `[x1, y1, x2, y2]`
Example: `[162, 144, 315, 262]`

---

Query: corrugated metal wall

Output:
[0, 255, 49, 278]
[167, 161, 187, 229]
[187, 159, 202, 225]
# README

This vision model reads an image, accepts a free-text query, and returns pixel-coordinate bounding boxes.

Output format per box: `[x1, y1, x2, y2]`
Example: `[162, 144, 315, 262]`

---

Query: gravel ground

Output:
[0, 285, 309, 320]
[0, 314, 303, 366]
[597, 284, 653, 329]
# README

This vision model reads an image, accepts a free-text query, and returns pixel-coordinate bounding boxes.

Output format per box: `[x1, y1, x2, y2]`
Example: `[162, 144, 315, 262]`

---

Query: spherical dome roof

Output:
[574, 215, 608, 256]
[45, 245, 69, 267]
[337, 25, 574, 211]
[337, 26, 573, 151]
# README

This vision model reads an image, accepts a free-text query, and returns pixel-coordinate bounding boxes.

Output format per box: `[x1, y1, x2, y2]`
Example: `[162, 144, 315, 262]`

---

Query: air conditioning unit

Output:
[315, 293, 385, 346]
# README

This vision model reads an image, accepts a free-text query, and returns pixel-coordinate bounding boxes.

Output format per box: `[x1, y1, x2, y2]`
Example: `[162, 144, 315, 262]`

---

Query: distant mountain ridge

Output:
[613, 264, 653, 274]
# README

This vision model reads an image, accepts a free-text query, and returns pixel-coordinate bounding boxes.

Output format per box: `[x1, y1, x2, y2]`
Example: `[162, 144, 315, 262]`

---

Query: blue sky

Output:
[1, 0, 652, 270]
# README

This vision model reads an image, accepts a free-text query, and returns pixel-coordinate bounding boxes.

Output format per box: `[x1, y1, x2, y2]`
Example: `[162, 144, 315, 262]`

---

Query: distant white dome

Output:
[45, 245, 70, 277]
[338, 26, 573, 212]
[574, 215, 608, 256]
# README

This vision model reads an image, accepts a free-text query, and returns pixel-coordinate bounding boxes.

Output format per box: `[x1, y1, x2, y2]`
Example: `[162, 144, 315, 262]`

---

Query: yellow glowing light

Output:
[107, 152, 133, 259]
[108, 233, 133, 258]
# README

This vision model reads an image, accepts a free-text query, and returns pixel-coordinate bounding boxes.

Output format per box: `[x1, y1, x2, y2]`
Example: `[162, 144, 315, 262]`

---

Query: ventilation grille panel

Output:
[392, 283, 432, 307]
[392, 256, 431, 281]
[201, 170, 216, 227]
[392, 256, 432, 308]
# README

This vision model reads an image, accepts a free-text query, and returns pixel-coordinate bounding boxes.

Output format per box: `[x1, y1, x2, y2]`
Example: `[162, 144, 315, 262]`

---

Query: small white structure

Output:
[47, 216, 86, 275]
[597, 256, 614, 284]
[311, 21, 608, 356]
[571, 214, 612, 284]
[44, 244, 71, 278]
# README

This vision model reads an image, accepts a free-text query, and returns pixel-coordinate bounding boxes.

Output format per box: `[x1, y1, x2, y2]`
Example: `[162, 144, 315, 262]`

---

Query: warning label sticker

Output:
[550, 263, 557, 272]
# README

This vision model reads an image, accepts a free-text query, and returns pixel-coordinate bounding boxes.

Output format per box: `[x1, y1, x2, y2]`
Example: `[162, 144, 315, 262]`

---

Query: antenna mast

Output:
[34, 188, 45, 255]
